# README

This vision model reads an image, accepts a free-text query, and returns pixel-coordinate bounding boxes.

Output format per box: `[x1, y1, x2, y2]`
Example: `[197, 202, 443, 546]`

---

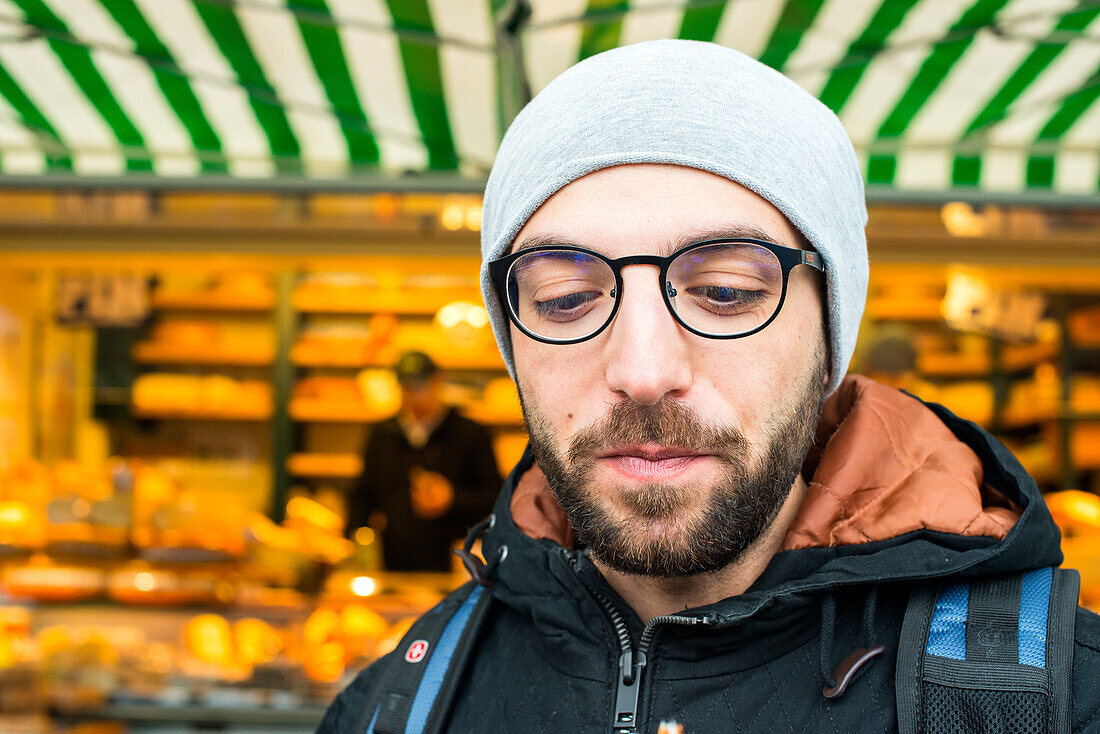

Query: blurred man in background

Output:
[345, 351, 499, 571]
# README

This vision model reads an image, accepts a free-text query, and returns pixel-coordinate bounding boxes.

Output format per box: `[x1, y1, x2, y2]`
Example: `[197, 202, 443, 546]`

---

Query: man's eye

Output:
[688, 286, 767, 312]
[533, 291, 600, 319]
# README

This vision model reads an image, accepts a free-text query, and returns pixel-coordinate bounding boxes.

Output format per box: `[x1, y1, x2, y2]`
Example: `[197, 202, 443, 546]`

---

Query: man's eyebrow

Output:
[512, 224, 795, 256]
[667, 225, 793, 253]
[512, 232, 576, 252]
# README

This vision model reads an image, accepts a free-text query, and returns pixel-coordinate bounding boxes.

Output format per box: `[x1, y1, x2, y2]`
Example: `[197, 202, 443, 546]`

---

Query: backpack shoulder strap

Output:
[897, 566, 1080, 734]
[352, 580, 494, 734]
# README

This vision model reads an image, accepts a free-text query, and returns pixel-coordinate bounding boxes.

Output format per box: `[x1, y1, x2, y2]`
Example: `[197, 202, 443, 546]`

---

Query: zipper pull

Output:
[613, 649, 647, 732]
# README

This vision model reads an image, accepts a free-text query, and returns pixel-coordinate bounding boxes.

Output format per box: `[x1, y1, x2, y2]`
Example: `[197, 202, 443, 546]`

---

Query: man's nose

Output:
[603, 266, 692, 406]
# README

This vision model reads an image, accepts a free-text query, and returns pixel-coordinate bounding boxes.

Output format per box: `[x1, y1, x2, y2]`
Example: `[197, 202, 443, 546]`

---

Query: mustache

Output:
[566, 398, 748, 466]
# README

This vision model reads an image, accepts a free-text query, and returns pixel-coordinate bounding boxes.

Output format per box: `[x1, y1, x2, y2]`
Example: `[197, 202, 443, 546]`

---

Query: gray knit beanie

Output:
[480, 40, 868, 395]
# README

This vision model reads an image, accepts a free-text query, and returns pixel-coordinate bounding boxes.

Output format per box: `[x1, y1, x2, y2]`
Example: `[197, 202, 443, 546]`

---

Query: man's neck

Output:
[397, 405, 447, 448]
[593, 475, 808, 624]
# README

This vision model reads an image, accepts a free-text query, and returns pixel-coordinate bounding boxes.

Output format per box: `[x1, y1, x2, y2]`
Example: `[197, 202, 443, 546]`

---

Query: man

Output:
[345, 351, 500, 571]
[321, 41, 1100, 732]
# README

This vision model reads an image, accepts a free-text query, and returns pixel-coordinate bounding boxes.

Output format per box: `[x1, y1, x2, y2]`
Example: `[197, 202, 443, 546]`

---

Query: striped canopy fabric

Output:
[0, 0, 1096, 197]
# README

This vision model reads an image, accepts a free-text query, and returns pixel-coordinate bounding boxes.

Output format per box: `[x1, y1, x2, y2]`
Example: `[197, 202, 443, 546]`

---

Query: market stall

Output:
[0, 1, 1095, 731]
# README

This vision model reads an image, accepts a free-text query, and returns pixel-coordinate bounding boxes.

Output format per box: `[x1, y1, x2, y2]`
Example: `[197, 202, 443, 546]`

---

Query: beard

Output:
[523, 355, 826, 578]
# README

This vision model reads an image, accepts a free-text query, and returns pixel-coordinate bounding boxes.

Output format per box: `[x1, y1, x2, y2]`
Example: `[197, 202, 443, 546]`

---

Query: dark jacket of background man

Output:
[346, 407, 500, 571]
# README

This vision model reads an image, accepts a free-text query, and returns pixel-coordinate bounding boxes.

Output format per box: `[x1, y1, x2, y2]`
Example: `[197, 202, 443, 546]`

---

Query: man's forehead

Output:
[512, 222, 805, 257]
[506, 164, 808, 258]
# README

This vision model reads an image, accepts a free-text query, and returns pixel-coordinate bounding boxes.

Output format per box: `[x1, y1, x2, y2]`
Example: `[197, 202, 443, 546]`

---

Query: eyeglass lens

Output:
[505, 242, 785, 341]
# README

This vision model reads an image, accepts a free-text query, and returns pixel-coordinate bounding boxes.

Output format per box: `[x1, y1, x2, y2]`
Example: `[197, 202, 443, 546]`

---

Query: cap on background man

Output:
[321, 40, 1099, 734]
[393, 350, 438, 386]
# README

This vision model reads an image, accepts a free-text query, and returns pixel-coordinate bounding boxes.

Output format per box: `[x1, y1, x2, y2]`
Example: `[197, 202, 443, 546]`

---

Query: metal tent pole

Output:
[494, 0, 533, 133]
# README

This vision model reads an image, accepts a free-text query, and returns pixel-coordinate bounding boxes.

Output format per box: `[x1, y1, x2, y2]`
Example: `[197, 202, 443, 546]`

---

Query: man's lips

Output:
[596, 445, 712, 480]
[598, 444, 707, 461]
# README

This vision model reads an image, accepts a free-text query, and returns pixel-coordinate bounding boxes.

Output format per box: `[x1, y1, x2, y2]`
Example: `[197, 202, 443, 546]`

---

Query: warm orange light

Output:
[440, 204, 465, 231]
[0, 503, 29, 526]
[350, 576, 377, 597]
[436, 301, 490, 331]
[133, 572, 156, 592]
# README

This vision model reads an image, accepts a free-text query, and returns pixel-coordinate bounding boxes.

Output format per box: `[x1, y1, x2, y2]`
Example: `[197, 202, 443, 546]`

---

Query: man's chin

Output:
[601, 488, 703, 524]
[579, 498, 730, 576]
[589, 537, 736, 579]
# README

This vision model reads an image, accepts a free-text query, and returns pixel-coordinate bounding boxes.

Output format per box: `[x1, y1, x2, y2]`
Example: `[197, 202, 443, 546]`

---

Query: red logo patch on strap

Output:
[405, 639, 429, 663]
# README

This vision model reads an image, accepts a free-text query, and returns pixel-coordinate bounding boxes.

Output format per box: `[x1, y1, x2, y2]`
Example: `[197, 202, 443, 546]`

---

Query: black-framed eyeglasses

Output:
[489, 238, 825, 345]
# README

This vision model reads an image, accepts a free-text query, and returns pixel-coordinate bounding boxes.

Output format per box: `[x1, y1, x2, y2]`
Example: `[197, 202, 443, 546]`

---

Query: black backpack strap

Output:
[897, 566, 1080, 734]
[352, 580, 494, 734]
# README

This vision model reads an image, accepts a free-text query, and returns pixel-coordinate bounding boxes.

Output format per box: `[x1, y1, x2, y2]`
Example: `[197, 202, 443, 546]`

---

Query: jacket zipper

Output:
[563, 549, 715, 733]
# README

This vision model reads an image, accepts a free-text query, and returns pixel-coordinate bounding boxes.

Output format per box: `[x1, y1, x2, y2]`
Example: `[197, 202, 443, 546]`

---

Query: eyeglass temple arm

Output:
[801, 251, 825, 272]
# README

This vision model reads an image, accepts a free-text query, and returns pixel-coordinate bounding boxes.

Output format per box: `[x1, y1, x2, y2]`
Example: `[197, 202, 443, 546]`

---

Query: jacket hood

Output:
[478, 376, 1063, 628]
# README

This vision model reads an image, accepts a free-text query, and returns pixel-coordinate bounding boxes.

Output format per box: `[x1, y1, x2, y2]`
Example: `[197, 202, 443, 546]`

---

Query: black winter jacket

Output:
[320, 391, 1100, 733]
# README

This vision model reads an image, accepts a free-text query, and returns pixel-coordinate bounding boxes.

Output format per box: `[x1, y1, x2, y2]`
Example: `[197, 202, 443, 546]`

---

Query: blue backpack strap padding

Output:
[406, 583, 488, 732]
[358, 581, 494, 734]
[897, 567, 1080, 734]
[924, 580, 968, 661]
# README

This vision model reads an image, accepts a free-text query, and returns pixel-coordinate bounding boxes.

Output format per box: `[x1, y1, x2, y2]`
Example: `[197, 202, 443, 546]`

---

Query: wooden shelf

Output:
[288, 398, 524, 427]
[289, 398, 392, 423]
[293, 289, 481, 315]
[290, 349, 505, 371]
[291, 349, 377, 368]
[132, 404, 273, 421]
[438, 354, 508, 371]
[287, 452, 363, 478]
[918, 353, 991, 377]
[917, 342, 1057, 378]
[867, 298, 943, 322]
[462, 406, 525, 427]
[1003, 341, 1059, 370]
[133, 342, 274, 366]
[1000, 409, 1100, 430]
[1001, 408, 1059, 429]
[51, 703, 326, 727]
[151, 290, 275, 311]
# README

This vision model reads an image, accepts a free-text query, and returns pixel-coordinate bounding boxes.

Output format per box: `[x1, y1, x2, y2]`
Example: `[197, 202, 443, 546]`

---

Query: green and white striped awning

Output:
[0, 0, 1097, 197]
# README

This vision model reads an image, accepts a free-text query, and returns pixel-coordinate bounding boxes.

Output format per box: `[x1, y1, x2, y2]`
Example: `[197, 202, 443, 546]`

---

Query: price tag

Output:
[56, 273, 150, 327]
